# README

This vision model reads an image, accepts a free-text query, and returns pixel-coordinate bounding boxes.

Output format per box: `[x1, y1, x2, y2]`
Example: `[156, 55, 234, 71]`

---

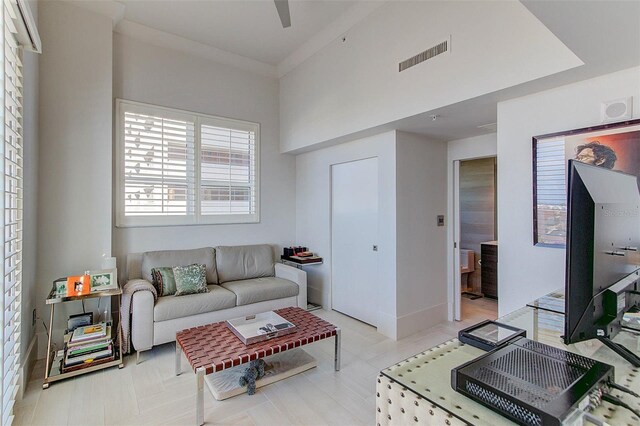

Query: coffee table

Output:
[175, 307, 341, 425]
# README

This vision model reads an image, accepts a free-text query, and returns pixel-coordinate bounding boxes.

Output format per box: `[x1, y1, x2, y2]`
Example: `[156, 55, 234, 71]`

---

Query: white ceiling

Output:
[117, 0, 357, 65]
[68, 0, 640, 143]
[391, 0, 640, 142]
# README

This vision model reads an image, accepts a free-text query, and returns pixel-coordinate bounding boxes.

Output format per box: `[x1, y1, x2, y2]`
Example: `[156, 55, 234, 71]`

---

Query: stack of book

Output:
[62, 322, 114, 373]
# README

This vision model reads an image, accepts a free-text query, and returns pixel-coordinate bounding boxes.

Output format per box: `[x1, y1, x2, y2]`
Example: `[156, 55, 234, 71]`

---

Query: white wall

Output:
[20, 0, 39, 382]
[446, 133, 497, 320]
[280, 0, 581, 152]
[295, 131, 397, 337]
[497, 67, 640, 316]
[395, 132, 447, 338]
[37, 1, 113, 354]
[112, 34, 296, 269]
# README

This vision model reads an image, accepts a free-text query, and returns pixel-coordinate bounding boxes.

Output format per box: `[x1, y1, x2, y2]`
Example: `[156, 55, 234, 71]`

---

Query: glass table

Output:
[377, 305, 640, 425]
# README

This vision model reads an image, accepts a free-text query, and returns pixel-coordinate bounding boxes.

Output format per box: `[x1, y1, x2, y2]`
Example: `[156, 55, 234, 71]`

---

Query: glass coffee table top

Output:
[380, 305, 640, 425]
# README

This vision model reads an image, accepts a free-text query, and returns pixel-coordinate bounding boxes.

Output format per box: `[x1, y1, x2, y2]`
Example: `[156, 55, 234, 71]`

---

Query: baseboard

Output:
[18, 336, 37, 400]
[396, 303, 448, 340]
[375, 303, 448, 341]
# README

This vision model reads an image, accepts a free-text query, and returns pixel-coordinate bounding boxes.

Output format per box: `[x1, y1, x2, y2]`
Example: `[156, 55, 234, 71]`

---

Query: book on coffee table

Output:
[226, 311, 296, 345]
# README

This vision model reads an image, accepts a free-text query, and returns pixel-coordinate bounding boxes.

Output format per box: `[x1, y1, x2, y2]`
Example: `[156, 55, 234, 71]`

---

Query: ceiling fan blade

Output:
[274, 0, 291, 28]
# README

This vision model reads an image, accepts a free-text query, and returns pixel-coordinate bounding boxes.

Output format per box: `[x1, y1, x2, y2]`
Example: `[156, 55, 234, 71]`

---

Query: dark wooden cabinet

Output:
[481, 242, 498, 299]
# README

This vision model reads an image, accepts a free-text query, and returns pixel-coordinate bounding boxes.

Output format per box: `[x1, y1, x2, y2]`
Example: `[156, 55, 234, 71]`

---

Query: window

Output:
[116, 100, 260, 227]
[534, 136, 567, 245]
[2, 1, 26, 423]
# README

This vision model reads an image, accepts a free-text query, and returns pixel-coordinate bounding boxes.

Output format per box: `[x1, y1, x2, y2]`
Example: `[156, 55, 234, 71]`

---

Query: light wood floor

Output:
[15, 299, 498, 426]
[461, 295, 498, 322]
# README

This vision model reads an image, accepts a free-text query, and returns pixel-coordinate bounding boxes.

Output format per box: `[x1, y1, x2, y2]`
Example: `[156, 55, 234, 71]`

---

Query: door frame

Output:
[453, 160, 462, 320]
[329, 156, 379, 326]
[450, 155, 497, 321]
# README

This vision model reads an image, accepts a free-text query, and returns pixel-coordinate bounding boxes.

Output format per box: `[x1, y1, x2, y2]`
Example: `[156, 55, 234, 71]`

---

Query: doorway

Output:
[453, 157, 498, 321]
[331, 157, 379, 326]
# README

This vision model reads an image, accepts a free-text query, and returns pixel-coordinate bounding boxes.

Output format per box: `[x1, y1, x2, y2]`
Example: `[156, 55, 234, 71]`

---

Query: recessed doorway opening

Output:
[454, 157, 498, 321]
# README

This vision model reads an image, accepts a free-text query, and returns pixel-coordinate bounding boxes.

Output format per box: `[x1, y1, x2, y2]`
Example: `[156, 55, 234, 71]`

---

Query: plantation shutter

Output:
[2, 1, 23, 423]
[200, 118, 258, 220]
[119, 104, 197, 227]
[116, 100, 260, 227]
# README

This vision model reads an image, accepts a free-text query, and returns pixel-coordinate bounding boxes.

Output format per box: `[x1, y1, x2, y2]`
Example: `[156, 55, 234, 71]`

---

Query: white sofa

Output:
[125, 244, 307, 356]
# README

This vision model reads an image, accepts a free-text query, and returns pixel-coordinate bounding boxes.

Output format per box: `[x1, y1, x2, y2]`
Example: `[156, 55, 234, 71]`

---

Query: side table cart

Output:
[280, 256, 323, 311]
[43, 287, 124, 389]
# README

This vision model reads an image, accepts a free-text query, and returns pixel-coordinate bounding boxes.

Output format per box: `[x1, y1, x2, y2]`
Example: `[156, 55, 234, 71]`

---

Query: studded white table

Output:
[377, 305, 640, 425]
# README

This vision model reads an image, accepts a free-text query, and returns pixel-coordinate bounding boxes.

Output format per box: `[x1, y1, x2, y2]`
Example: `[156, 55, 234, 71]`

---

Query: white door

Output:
[331, 157, 379, 326]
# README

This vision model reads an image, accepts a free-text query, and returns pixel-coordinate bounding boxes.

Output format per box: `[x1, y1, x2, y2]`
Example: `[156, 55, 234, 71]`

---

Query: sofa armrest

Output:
[275, 263, 307, 309]
[129, 280, 155, 352]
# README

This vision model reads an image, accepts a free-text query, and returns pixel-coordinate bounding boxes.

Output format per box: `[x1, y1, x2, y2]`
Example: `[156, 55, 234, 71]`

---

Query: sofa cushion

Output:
[151, 267, 176, 296]
[153, 285, 236, 322]
[215, 245, 274, 283]
[220, 277, 298, 306]
[142, 247, 217, 284]
[174, 264, 209, 296]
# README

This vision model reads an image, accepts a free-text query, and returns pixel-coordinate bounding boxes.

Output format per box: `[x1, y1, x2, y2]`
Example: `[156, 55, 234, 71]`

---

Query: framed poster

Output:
[87, 269, 118, 292]
[533, 118, 640, 247]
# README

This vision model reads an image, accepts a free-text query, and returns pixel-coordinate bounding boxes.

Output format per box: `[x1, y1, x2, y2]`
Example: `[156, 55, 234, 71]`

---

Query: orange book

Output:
[67, 275, 90, 296]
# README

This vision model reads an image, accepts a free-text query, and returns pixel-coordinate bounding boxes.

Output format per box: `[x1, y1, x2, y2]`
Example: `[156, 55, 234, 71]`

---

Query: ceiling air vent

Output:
[399, 37, 450, 72]
[478, 122, 497, 132]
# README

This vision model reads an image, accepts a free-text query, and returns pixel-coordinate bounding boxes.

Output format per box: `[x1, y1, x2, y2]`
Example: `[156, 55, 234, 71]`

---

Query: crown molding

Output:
[277, 1, 387, 78]
[114, 19, 278, 79]
[61, 0, 125, 28]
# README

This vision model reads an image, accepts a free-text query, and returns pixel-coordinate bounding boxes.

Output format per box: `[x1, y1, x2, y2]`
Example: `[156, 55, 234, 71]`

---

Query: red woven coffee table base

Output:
[176, 307, 338, 374]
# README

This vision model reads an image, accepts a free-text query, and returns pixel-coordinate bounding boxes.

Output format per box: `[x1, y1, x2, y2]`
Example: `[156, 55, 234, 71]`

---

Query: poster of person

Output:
[534, 120, 640, 246]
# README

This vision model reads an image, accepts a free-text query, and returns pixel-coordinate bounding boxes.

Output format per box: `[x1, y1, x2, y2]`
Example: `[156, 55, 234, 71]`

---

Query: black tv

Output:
[564, 160, 640, 366]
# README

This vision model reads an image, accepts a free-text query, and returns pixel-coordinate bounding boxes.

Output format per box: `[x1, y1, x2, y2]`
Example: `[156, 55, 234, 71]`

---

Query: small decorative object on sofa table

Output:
[281, 246, 323, 265]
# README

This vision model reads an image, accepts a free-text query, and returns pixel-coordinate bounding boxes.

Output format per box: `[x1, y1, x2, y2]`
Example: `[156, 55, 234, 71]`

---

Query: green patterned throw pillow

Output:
[173, 264, 209, 296]
[151, 267, 177, 296]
